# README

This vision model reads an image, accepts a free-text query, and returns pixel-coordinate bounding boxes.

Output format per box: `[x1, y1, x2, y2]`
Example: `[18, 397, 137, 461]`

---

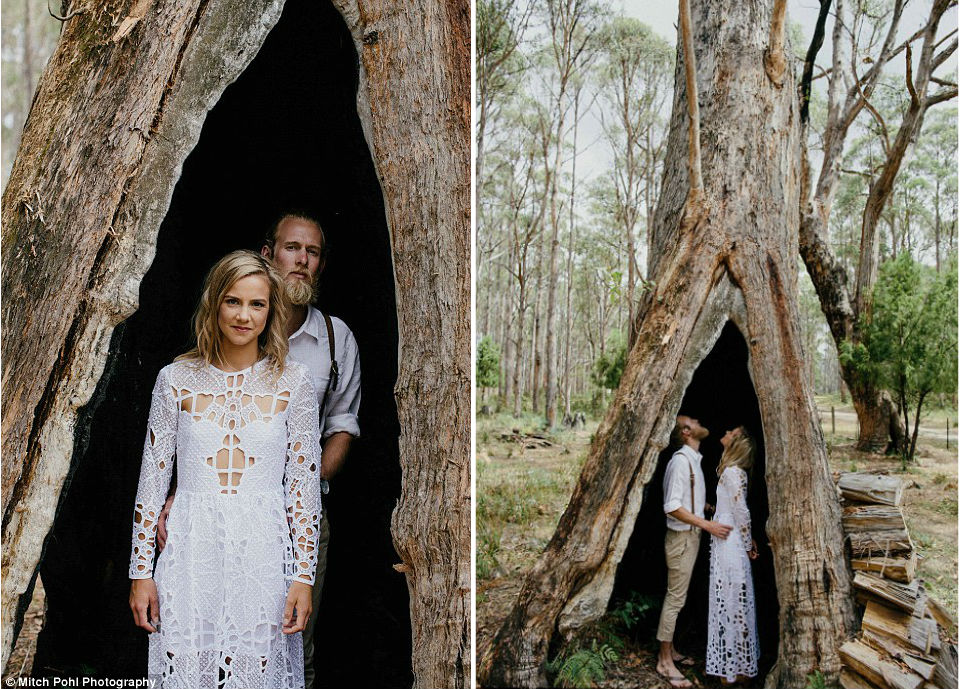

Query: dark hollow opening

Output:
[33, 1, 412, 686]
[610, 321, 778, 680]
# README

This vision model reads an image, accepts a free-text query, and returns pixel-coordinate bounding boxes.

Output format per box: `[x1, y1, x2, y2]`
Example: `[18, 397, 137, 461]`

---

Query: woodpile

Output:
[836, 473, 958, 689]
[499, 431, 561, 450]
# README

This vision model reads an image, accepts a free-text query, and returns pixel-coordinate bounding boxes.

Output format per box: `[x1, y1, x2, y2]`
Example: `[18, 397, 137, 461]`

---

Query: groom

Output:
[655, 415, 732, 689]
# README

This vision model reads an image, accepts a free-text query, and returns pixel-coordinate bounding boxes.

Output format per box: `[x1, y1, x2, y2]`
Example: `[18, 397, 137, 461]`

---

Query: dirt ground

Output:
[477, 405, 958, 689]
[3, 577, 45, 682]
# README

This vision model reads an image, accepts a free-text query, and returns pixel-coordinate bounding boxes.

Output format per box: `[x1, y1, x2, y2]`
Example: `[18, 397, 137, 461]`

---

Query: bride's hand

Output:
[282, 581, 313, 634]
[747, 539, 759, 560]
[130, 578, 160, 632]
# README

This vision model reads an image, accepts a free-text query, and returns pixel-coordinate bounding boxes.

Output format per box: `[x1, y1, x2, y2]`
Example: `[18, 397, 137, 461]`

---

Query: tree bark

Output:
[479, 2, 855, 686]
[1, 1, 470, 686]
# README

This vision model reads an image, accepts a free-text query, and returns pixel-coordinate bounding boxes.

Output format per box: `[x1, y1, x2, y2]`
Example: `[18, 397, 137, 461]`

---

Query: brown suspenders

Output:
[318, 311, 339, 425]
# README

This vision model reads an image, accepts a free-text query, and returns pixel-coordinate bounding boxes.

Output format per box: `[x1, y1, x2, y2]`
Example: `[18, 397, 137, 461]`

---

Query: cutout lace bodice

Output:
[129, 358, 322, 688]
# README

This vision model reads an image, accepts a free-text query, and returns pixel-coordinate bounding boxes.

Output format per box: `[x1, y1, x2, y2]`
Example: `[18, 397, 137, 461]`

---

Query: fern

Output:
[549, 640, 619, 688]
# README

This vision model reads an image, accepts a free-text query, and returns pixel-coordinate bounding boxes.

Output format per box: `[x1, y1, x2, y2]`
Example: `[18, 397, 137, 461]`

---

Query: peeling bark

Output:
[479, 2, 855, 686]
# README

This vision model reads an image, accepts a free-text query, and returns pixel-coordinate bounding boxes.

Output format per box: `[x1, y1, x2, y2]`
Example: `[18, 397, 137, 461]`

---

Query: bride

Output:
[706, 426, 759, 685]
[128, 250, 322, 688]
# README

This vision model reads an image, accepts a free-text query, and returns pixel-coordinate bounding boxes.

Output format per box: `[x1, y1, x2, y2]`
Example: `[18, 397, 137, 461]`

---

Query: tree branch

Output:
[925, 85, 959, 107]
[47, 0, 83, 21]
[905, 43, 920, 109]
[853, 68, 891, 156]
[800, 0, 833, 123]
[931, 36, 958, 70]
[678, 0, 704, 201]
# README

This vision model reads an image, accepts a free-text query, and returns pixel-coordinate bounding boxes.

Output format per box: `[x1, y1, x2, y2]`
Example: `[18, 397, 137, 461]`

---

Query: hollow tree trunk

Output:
[479, 2, 855, 687]
[335, 4, 472, 686]
[1, 1, 470, 686]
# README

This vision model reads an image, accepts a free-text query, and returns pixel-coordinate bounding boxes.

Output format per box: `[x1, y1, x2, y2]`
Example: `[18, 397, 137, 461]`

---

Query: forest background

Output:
[476, 0, 957, 434]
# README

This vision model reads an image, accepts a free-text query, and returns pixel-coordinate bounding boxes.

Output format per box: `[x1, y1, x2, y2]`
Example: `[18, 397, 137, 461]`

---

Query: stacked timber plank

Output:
[835, 473, 958, 689]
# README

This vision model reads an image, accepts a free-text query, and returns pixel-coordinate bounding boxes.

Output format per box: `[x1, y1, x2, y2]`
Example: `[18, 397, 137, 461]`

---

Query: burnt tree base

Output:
[31, 2, 411, 686]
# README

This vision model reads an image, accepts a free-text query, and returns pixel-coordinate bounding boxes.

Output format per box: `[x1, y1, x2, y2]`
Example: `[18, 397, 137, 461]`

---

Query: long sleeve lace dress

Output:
[706, 466, 759, 681]
[130, 358, 322, 689]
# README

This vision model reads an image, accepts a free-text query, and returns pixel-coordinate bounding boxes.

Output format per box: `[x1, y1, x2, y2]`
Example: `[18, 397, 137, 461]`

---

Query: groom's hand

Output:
[705, 521, 732, 539]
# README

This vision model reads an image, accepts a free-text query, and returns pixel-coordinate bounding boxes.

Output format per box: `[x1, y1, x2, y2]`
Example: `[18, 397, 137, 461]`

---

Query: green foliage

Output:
[476, 520, 502, 580]
[592, 336, 628, 390]
[842, 254, 958, 460]
[477, 336, 502, 389]
[547, 639, 619, 689]
[608, 591, 656, 631]
[805, 670, 827, 689]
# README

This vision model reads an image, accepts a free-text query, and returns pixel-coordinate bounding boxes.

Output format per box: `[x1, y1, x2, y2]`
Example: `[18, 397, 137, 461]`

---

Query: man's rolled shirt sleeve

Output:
[323, 324, 361, 439]
[662, 456, 686, 514]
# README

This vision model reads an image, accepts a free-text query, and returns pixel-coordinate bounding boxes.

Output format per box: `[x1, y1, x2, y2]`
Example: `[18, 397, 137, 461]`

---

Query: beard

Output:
[284, 275, 317, 306]
[694, 426, 710, 440]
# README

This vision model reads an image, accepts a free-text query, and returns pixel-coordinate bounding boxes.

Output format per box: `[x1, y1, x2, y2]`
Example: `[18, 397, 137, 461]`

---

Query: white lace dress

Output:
[130, 358, 322, 689]
[706, 466, 759, 681]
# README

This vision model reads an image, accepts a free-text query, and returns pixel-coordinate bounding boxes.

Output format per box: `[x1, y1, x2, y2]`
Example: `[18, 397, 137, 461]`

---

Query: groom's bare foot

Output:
[656, 659, 692, 689]
[671, 649, 695, 666]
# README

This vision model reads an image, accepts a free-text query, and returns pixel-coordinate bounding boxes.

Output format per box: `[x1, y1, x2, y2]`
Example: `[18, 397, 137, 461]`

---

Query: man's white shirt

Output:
[662, 444, 706, 531]
[288, 305, 361, 443]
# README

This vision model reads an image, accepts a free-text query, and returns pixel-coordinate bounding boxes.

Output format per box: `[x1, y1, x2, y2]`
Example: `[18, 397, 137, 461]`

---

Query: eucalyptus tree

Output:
[537, 0, 603, 428]
[594, 17, 673, 347]
[798, 0, 958, 451]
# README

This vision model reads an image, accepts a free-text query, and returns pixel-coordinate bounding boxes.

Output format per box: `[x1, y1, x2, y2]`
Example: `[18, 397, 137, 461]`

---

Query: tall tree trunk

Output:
[336, 1, 471, 685]
[544, 130, 563, 428]
[1, 1, 470, 686]
[513, 271, 527, 417]
[479, 2, 854, 686]
[563, 92, 581, 420]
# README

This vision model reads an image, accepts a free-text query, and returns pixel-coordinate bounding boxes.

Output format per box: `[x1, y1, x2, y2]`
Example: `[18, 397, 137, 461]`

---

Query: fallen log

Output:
[925, 597, 957, 634]
[862, 630, 937, 681]
[849, 530, 914, 558]
[854, 573, 921, 613]
[840, 639, 924, 689]
[932, 643, 957, 689]
[844, 505, 908, 532]
[840, 668, 881, 689]
[851, 553, 918, 584]
[862, 601, 941, 654]
[839, 473, 904, 507]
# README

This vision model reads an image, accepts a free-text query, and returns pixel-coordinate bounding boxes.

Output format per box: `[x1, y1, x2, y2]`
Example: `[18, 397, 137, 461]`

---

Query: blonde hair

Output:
[717, 426, 756, 478]
[177, 250, 289, 375]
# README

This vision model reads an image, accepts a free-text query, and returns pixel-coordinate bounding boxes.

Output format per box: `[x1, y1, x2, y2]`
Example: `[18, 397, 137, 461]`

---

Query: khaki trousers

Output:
[656, 527, 701, 642]
[302, 514, 331, 689]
